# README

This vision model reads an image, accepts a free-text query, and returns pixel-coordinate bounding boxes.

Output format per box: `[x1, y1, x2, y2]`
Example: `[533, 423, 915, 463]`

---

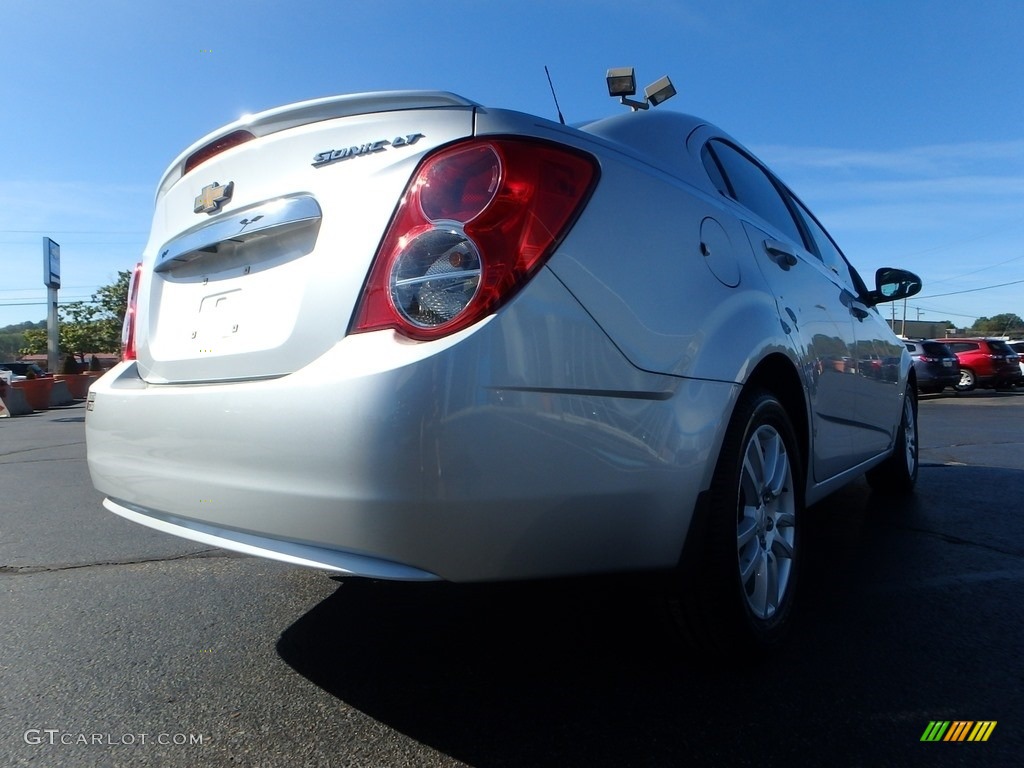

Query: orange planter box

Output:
[12, 378, 54, 411]
[54, 374, 93, 400]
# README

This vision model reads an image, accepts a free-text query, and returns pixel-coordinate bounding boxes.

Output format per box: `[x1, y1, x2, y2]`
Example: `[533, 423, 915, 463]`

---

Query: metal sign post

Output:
[43, 238, 61, 373]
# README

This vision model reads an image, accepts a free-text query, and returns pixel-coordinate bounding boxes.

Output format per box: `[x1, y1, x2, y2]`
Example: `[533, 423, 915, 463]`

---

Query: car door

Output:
[787, 195, 905, 463]
[701, 139, 860, 482]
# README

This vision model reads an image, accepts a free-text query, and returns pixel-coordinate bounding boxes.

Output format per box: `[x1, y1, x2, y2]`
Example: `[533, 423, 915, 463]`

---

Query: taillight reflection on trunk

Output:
[121, 262, 142, 361]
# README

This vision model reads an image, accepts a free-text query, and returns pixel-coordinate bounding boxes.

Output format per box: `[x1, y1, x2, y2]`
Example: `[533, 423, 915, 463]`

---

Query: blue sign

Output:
[44, 237, 60, 289]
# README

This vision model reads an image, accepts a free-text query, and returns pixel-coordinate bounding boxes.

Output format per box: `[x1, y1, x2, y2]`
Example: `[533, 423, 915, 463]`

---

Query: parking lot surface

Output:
[2, 391, 1022, 766]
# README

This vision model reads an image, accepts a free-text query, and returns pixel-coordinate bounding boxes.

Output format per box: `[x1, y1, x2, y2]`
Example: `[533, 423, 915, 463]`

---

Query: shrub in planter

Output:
[60, 354, 81, 375]
[54, 355, 91, 399]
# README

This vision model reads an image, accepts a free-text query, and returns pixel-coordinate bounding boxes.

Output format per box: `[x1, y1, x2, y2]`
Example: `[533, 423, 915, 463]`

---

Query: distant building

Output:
[886, 320, 955, 339]
[887, 320, 1024, 341]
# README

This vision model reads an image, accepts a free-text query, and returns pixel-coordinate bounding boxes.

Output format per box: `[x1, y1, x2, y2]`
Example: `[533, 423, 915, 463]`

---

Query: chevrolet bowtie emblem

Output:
[194, 181, 234, 214]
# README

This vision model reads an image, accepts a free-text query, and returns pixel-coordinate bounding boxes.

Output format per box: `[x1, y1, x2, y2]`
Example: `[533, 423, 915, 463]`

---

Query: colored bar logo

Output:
[921, 721, 996, 742]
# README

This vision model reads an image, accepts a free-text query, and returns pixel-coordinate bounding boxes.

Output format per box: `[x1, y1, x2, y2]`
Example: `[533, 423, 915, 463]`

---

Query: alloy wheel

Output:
[736, 424, 796, 620]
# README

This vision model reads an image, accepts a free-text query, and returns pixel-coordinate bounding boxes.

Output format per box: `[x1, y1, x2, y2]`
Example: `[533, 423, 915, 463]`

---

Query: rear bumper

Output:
[915, 365, 960, 387]
[104, 497, 440, 579]
[974, 368, 1022, 387]
[86, 269, 738, 581]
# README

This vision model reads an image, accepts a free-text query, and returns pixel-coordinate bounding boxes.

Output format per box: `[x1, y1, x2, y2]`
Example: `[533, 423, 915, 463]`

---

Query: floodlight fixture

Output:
[606, 67, 637, 97]
[644, 75, 676, 106]
[607, 67, 677, 111]
[607, 66, 648, 111]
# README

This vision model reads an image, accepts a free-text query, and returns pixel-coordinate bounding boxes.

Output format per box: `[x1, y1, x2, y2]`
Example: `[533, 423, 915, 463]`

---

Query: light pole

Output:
[43, 238, 61, 373]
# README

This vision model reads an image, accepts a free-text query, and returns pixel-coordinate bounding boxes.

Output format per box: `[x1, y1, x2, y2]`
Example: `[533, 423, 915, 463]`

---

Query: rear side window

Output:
[701, 145, 731, 198]
[703, 140, 804, 245]
[788, 196, 864, 293]
[948, 342, 979, 353]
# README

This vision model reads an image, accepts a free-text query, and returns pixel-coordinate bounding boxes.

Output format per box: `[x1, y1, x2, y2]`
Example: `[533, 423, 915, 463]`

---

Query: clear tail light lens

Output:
[121, 262, 142, 361]
[352, 137, 598, 340]
[389, 225, 483, 328]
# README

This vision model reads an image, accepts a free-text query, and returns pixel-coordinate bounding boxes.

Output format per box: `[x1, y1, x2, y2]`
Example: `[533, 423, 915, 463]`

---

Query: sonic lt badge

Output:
[194, 181, 234, 214]
[312, 133, 425, 168]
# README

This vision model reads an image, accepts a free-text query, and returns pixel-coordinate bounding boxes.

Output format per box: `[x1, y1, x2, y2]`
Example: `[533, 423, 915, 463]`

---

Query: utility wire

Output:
[0, 298, 97, 307]
[0, 229, 147, 235]
[925, 252, 1024, 286]
[907, 304, 979, 320]
[916, 277, 1024, 300]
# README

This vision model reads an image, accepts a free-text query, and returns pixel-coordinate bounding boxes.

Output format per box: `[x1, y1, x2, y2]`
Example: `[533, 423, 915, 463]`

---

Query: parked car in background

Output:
[0, 361, 48, 381]
[86, 86, 923, 652]
[1007, 340, 1024, 381]
[945, 338, 1022, 391]
[903, 340, 961, 394]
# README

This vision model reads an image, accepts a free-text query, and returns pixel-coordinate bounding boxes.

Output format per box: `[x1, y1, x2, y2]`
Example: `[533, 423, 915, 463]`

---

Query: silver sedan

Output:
[86, 85, 922, 651]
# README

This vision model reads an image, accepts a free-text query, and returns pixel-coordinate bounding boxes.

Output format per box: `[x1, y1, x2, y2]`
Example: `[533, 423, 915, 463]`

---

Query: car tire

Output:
[669, 390, 802, 654]
[955, 368, 975, 391]
[866, 384, 918, 494]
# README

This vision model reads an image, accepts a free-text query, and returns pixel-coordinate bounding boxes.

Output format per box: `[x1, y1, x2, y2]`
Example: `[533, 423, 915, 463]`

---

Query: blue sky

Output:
[2, 0, 1022, 330]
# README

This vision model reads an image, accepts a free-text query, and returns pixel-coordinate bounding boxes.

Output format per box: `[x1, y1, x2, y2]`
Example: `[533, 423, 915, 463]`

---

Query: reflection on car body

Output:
[86, 85, 922, 651]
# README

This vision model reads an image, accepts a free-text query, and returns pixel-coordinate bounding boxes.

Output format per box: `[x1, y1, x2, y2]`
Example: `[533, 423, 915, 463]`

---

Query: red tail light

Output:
[121, 262, 142, 361]
[352, 138, 598, 340]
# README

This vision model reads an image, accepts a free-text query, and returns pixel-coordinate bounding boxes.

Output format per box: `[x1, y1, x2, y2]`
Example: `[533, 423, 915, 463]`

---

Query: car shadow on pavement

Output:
[920, 388, 1024, 400]
[276, 468, 1023, 767]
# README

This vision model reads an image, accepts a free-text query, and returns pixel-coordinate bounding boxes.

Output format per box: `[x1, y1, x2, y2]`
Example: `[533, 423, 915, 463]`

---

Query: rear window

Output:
[987, 340, 1013, 354]
[921, 342, 952, 356]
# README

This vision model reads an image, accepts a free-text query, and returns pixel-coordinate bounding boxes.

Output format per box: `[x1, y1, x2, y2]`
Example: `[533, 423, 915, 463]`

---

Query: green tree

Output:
[94, 270, 132, 326]
[970, 313, 1024, 335]
[20, 271, 132, 359]
[0, 321, 45, 359]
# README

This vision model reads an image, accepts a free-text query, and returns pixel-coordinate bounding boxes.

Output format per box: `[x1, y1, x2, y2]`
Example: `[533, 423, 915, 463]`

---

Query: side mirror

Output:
[865, 267, 922, 306]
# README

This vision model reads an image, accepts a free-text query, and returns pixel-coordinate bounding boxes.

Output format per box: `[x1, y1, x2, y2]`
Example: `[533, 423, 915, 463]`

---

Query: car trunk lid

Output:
[135, 92, 477, 384]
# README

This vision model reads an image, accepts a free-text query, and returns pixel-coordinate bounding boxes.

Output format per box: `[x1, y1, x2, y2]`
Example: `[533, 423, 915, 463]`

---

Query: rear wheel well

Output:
[670, 361, 806, 653]
[907, 366, 918, 393]
[742, 355, 809, 474]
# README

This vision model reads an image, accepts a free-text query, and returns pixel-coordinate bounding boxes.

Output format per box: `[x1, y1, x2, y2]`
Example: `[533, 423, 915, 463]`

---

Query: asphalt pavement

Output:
[1, 392, 1022, 767]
